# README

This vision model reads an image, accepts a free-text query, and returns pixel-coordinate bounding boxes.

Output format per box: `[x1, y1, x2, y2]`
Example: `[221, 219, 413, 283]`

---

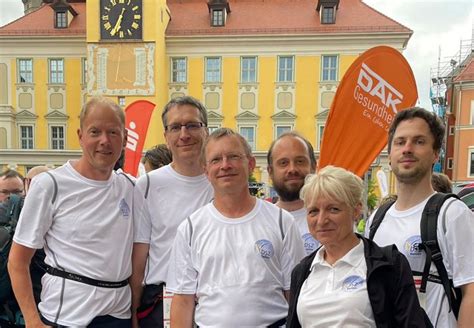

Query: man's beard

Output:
[392, 158, 431, 185]
[273, 179, 304, 202]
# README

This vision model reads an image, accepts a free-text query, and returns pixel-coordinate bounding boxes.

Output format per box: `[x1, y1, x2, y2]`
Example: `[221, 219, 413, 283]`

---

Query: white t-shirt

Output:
[365, 195, 474, 328]
[166, 199, 305, 327]
[290, 207, 320, 255]
[133, 164, 213, 285]
[13, 161, 134, 326]
[297, 240, 376, 327]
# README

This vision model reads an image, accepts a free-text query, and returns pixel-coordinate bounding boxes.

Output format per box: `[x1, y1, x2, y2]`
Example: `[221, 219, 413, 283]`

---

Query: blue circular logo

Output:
[302, 233, 319, 255]
[255, 239, 274, 259]
[343, 275, 365, 292]
[404, 235, 422, 257]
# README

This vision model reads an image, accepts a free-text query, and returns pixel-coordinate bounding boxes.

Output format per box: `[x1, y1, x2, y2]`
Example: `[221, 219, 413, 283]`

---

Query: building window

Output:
[82, 58, 87, 84]
[171, 57, 187, 83]
[322, 55, 338, 81]
[118, 96, 126, 107]
[470, 150, 474, 177]
[239, 126, 255, 150]
[49, 58, 64, 84]
[278, 56, 294, 82]
[208, 125, 220, 134]
[321, 7, 335, 24]
[211, 9, 224, 26]
[470, 100, 474, 125]
[317, 124, 325, 150]
[447, 158, 453, 170]
[55, 11, 67, 28]
[18, 59, 33, 83]
[51, 126, 65, 150]
[241, 57, 257, 83]
[275, 125, 291, 139]
[449, 126, 455, 135]
[20, 125, 34, 149]
[205, 57, 221, 83]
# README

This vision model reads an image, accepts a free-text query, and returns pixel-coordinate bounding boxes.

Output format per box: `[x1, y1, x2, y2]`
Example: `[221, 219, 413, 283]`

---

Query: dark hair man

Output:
[0, 170, 24, 203]
[167, 128, 304, 327]
[9, 97, 134, 327]
[141, 144, 172, 172]
[130, 96, 213, 327]
[366, 107, 474, 327]
[267, 131, 319, 255]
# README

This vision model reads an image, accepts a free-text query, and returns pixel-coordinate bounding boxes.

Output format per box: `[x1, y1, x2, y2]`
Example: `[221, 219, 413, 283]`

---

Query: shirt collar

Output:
[310, 239, 364, 271]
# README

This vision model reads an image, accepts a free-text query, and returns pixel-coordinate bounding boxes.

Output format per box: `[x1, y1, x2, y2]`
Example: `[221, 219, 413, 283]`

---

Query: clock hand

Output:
[110, 8, 126, 36]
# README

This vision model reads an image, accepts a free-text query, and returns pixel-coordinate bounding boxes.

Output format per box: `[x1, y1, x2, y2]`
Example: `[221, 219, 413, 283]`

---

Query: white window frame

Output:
[211, 9, 224, 26]
[19, 125, 34, 149]
[321, 6, 335, 24]
[278, 56, 294, 82]
[274, 124, 292, 139]
[241, 56, 257, 83]
[49, 58, 64, 84]
[171, 57, 187, 83]
[118, 96, 126, 107]
[50, 125, 65, 150]
[321, 55, 338, 81]
[447, 158, 453, 170]
[317, 124, 325, 151]
[449, 125, 455, 135]
[469, 149, 474, 177]
[205, 57, 221, 83]
[470, 100, 474, 125]
[239, 125, 256, 151]
[207, 125, 220, 134]
[18, 58, 33, 84]
[55, 11, 67, 28]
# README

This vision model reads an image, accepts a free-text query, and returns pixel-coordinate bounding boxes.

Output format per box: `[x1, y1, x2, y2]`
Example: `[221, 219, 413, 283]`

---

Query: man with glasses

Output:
[131, 96, 213, 328]
[167, 128, 304, 327]
[0, 170, 24, 203]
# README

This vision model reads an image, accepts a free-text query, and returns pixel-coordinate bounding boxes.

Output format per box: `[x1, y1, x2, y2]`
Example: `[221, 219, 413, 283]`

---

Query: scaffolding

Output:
[430, 39, 473, 117]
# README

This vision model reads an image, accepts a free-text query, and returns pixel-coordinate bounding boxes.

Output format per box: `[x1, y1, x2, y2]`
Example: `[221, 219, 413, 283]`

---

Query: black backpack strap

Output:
[278, 208, 284, 240]
[419, 192, 461, 319]
[44, 171, 58, 204]
[368, 200, 396, 240]
[144, 173, 150, 199]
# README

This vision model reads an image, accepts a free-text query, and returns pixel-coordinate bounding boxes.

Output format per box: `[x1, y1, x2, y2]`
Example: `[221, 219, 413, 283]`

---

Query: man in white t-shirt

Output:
[365, 107, 474, 327]
[167, 128, 305, 327]
[8, 97, 134, 327]
[267, 131, 319, 256]
[130, 96, 213, 328]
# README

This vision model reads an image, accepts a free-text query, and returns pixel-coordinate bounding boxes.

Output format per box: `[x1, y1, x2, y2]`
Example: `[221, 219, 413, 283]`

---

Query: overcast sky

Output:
[0, 0, 473, 110]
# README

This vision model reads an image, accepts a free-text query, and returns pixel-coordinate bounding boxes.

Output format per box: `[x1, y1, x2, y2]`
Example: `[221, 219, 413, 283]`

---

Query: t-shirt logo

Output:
[119, 199, 130, 218]
[302, 233, 319, 255]
[255, 239, 274, 259]
[343, 275, 365, 292]
[404, 235, 422, 257]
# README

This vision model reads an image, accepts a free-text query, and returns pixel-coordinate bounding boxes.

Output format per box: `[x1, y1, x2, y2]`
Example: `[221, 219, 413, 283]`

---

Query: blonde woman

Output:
[287, 166, 430, 328]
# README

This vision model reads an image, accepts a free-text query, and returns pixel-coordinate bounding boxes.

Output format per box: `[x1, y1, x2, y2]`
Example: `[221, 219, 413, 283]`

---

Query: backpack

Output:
[369, 193, 462, 320]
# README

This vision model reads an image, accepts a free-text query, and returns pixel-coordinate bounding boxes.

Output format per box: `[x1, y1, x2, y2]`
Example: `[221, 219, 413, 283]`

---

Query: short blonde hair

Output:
[79, 97, 125, 129]
[300, 165, 363, 209]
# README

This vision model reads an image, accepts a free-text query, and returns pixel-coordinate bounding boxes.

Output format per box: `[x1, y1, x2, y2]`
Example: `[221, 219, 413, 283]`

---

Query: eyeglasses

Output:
[207, 153, 246, 166]
[0, 189, 23, 196]
[165, 122, 206, 134]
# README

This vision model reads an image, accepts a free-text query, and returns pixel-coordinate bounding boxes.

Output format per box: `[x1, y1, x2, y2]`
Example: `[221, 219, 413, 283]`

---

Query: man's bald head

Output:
[25, 166, 50, 194]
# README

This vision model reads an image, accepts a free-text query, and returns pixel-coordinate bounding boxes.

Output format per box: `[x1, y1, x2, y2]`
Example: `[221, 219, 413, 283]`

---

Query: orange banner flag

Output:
[318, 46, 418, 177]
[123, 100, 156, 177]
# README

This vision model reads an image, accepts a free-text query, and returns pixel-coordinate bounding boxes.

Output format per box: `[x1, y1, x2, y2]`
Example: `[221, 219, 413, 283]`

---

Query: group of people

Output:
[1, 95, 473, 327]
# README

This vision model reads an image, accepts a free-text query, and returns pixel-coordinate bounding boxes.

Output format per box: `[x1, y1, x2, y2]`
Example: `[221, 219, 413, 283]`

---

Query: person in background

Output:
[141, 144, 172, 173]
[24, 166, 50, 195]
[431, 172, 452, 193]
[267, 131, 319, 255]
[0, 170, 24, 203]
[288, 165, 428, 328]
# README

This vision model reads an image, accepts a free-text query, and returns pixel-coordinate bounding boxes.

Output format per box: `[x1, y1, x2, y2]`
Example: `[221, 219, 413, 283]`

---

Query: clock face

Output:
[100, 0, 142, 40]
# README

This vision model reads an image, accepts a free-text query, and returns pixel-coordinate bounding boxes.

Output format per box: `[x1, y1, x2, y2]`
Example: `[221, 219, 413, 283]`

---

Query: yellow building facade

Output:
[1, 0, 411, 189]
